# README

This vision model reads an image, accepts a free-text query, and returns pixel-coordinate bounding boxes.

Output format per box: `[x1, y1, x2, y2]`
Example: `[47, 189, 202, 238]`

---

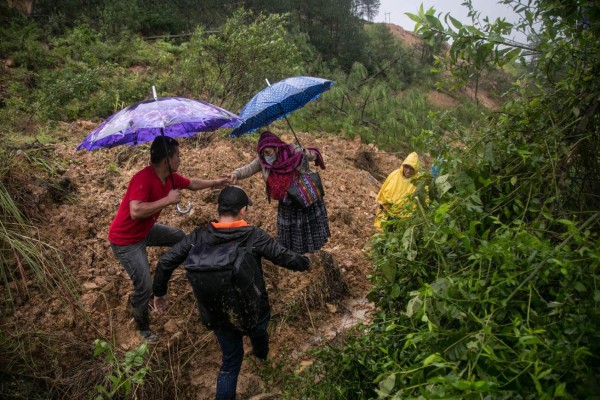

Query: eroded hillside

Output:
[1, 126, 405, 398]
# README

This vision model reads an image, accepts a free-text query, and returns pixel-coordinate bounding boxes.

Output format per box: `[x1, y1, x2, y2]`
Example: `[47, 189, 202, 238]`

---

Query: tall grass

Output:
[0, 181, 79, 304]
[0, 176, 84, 398]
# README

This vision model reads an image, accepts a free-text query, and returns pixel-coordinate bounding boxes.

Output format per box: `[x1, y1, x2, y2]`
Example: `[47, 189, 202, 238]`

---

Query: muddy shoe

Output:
[139, 330, 159, 343]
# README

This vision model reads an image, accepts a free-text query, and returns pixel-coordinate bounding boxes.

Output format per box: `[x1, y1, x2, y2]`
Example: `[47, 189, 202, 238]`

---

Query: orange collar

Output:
[211, 220, 249, 228]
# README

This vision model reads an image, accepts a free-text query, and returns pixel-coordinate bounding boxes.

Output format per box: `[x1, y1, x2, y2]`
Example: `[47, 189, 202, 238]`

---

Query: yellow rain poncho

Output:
[374, 152, 420, 231]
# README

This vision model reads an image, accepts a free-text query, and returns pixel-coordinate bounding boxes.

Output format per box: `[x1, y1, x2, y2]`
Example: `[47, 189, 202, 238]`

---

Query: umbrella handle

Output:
[176, 202, 192, 214]
[152, 86, 191, 216]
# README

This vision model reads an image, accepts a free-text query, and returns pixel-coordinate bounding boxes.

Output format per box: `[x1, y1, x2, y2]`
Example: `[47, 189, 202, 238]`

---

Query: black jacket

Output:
[153, 222, 309, 329]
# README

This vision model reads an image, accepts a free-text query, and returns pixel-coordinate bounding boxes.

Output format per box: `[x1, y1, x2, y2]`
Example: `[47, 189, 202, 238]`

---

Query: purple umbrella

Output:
[78, 89, 241, 213]
[77, 95, 241, 151]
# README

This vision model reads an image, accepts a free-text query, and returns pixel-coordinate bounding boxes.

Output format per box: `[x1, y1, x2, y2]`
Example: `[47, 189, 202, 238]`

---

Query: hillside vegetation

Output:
[298, 2, 600, 399]
[1, 0, 598, 399]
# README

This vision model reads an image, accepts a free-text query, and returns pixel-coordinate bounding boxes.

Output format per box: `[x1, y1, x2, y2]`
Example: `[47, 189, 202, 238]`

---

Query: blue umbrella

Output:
[230, 76, 334, 144]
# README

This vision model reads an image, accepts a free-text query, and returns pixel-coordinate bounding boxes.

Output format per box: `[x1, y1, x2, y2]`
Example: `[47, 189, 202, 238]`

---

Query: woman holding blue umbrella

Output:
[227, 131, 330, 254]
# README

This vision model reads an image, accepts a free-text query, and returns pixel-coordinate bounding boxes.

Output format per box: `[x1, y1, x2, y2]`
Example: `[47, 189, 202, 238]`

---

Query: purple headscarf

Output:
[257, 131, 325, 173]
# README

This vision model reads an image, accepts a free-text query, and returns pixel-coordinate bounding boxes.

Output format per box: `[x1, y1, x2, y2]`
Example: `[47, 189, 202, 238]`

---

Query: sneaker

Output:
[139, 330, 159, 343]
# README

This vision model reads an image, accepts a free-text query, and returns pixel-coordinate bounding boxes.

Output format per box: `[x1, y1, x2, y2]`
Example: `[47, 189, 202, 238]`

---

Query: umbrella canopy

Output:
[77, 96, 241, 151]
[230, 76, 334, 138]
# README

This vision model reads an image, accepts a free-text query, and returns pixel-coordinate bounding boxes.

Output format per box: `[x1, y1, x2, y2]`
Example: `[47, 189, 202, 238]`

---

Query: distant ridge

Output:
[382, 22, 423, 48]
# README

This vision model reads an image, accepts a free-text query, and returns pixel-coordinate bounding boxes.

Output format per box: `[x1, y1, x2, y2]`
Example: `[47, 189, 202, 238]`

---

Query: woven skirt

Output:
[277, 199, 330, 254]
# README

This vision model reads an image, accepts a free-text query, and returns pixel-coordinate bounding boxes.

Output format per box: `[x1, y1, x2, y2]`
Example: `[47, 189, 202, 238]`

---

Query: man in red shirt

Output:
[108, 135, 228, 343]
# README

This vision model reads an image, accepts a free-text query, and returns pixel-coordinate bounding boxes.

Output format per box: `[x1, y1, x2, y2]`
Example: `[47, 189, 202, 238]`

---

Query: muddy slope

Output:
[1, 128, 403, 399]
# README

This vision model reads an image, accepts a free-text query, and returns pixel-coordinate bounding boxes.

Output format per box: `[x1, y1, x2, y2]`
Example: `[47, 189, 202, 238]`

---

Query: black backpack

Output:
[183, 229, 262, 332]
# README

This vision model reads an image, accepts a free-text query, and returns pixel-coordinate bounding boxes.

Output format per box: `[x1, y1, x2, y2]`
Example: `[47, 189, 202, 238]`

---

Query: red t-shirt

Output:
[108, 165, 190, 246]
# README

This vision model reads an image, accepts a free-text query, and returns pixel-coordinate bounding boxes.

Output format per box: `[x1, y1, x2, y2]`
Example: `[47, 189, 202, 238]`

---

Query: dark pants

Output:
[213, 312, 270, 400]
[111, 224, 185, 309]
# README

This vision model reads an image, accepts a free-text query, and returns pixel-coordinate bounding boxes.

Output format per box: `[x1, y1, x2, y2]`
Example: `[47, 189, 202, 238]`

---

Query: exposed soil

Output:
[427, 90, 460, 108]
[1, 126, 404, 399]
[383, 22, 500, 111]
[1, 19, 503, 400]
[383, 23, 423, 48]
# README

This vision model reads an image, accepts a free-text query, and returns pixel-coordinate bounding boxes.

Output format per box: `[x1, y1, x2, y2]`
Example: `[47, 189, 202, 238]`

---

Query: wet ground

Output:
[1, 127, 404, 398]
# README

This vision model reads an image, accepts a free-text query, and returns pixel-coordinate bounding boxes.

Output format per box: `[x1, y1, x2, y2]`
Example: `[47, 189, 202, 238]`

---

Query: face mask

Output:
[264, 155, 277, 165]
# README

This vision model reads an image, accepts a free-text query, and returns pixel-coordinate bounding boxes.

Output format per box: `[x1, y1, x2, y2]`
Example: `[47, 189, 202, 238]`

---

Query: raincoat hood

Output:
[374, 152, 421, 230]
[401, 152, 420, 173]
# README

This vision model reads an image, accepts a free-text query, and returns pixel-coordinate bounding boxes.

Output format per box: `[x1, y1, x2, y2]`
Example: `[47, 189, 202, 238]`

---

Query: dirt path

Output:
[1, 127, 403, 398]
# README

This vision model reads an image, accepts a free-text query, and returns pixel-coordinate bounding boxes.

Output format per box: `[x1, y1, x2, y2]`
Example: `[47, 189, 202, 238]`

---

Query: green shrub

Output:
[93, 339, 150, 399]
[298, 1, 600, 398]
[175, 9, 303, 108]
[99, 0, 141, 38]
[0, 16, 57, 70]
[301, 139, 600, 398]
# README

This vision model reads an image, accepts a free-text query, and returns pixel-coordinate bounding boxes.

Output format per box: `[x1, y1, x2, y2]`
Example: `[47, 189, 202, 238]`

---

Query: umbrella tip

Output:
[152, 86, 157, 100]
[265, 78, 271, 86]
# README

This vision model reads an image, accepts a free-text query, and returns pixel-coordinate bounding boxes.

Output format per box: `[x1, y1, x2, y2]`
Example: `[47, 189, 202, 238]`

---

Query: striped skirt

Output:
[277, 199, 330, 254]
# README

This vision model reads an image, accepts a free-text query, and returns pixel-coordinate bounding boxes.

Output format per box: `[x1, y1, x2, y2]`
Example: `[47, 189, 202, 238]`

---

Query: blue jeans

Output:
[110, 224, 185, 309]
[213, 312, 270, 400]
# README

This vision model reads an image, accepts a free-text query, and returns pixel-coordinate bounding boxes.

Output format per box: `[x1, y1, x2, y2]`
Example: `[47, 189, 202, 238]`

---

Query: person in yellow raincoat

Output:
[374, 152, 421, 231]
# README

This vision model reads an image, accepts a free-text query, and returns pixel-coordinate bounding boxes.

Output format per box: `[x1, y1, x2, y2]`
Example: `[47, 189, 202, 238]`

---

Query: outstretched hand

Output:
[212, 176, 230, 189]
[223, 173, 237, 185]
[153, 294, 169, 314]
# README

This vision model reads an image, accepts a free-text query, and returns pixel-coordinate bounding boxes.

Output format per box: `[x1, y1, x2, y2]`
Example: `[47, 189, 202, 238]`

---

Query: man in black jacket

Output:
[152, 185, 310, 400]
